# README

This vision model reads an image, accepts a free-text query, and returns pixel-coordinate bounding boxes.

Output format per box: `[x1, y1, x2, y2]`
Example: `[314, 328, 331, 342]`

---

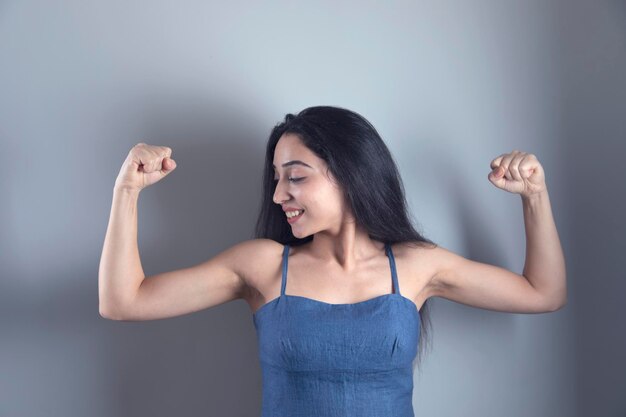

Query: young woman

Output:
[99, 105, 566, 417]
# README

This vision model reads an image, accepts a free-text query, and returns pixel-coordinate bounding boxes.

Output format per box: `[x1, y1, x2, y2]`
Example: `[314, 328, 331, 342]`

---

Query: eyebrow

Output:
[272, 160, 313, 169]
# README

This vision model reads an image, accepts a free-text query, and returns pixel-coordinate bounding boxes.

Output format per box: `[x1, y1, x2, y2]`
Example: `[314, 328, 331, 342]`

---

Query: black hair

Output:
[254, 105, 438, 372]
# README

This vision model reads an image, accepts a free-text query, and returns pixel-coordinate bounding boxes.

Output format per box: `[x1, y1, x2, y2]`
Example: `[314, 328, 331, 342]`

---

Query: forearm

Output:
[521, 188, 567, 308]
[98, 187, 145, 317]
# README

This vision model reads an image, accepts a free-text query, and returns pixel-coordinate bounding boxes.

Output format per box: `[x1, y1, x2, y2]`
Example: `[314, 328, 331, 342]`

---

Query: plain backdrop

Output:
[1, 1, 624, 416]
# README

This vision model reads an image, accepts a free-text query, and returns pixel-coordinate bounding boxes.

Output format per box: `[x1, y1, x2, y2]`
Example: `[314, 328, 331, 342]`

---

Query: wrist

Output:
[113, 185, 141, 198]
[521, 188, 548, 203]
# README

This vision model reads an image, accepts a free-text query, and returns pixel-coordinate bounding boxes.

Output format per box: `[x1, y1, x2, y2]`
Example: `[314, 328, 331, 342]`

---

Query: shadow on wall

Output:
[100, 89, 270, 416]
[555, 1, 626, 416]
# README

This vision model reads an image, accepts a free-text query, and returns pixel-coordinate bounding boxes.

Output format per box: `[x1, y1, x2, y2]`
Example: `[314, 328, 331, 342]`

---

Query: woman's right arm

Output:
[98, 143, 266, 321]
[98, 189, 262, 321]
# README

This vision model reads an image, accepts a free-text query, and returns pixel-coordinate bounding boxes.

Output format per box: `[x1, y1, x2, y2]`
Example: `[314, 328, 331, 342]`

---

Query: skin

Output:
[267, 137, 567, 315]
[100, 138, 565, 321]
[272, 133, 386, 270]
[257, 132, 436, 316]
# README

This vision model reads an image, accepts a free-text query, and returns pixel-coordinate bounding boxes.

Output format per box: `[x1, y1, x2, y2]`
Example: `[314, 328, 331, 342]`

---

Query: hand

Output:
[114, 143, 177, 192]
[488, 150, 546, 197]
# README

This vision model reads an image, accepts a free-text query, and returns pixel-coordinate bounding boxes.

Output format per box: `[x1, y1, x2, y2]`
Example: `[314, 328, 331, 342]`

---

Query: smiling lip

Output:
[286, 210, 304, 224]
[282, 206, 303, 212]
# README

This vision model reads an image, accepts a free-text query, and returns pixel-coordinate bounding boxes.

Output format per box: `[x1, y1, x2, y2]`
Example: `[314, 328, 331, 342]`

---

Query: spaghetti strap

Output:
[385, 242, 401, 296]
[280, 244, 289, 296]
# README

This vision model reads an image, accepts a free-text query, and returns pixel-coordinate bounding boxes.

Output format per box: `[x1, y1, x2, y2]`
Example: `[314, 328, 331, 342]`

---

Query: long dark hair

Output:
[254, 105, 438, 372]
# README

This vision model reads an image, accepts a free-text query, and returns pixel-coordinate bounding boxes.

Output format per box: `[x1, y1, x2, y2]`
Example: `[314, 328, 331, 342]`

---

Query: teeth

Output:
[286, 210, 304, 218]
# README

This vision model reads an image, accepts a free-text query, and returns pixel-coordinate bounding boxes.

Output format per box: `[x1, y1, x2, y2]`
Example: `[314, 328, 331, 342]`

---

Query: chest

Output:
[245, 244, 435, 314]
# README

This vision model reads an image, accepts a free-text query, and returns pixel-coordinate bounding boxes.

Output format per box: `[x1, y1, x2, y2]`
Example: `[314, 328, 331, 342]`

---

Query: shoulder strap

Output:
[280, 244, 290, 296]
[385, 242, 401, 296]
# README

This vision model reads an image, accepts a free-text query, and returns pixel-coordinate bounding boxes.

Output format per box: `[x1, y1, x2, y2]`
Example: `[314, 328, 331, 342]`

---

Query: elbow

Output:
[549, 302, 565, 312]
[548, 295, 567, 312]
[99, 304, 124, 320]
[99, 308, 116, 320]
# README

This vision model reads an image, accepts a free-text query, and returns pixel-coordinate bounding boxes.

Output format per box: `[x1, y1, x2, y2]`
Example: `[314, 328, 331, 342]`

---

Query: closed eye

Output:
[273, 177, 304, 183]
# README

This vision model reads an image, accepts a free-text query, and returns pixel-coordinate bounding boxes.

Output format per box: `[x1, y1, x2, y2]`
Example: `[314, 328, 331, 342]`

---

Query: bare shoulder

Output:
[232, 238, 286, 312]
[234, 238, 284, 288]
[390, 241, 441, 308]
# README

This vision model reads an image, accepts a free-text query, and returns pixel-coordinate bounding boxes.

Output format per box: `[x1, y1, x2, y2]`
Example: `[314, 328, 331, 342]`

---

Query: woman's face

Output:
[273, 133, 352, 238]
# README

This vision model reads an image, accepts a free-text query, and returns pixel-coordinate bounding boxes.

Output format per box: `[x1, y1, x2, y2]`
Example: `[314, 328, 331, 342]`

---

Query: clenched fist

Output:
[114, 143, 177, 192]
[488, 150, 546, 197]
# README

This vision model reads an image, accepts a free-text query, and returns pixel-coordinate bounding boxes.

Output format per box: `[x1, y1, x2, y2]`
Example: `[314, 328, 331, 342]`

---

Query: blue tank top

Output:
[252, 242, 421, 417]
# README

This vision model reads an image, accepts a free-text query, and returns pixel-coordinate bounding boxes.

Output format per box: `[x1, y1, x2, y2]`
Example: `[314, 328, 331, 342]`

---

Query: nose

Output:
[273, 179, 290, 205]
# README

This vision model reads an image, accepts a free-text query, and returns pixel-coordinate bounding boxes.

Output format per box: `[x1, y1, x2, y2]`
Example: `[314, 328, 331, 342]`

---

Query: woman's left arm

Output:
[519, 188, 567, 310]
[428, 150, 567, 313]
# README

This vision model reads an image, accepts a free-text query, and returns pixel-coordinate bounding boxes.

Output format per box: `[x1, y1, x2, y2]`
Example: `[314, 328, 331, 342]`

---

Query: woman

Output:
[99, 105, 567, 417]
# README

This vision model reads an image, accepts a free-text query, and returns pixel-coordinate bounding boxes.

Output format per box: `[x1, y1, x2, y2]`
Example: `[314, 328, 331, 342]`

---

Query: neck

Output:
[308, 222, 383, 272]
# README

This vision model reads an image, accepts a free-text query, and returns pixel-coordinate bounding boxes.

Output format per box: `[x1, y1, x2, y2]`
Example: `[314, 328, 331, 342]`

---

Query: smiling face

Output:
[273, 133, 353, 238]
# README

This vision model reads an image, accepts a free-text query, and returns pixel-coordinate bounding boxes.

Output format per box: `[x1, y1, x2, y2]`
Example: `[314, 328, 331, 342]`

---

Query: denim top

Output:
[252, 242, 420, 417]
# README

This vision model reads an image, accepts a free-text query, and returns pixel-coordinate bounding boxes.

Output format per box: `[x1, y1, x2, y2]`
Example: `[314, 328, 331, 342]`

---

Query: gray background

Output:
[1, 1, 624, 416]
